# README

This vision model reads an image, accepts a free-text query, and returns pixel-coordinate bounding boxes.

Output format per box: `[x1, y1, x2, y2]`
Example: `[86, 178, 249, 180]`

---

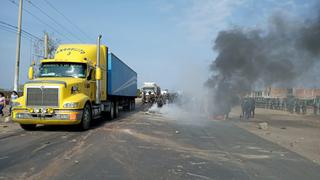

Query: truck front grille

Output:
[26, 87, 59, 106]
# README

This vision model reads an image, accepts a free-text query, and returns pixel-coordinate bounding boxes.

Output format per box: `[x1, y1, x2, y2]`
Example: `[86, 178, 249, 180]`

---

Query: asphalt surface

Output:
[0, 104, 320, 180]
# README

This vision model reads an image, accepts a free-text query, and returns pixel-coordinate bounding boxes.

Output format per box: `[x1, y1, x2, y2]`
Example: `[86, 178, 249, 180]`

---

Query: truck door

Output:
[86, 67, 96, 100]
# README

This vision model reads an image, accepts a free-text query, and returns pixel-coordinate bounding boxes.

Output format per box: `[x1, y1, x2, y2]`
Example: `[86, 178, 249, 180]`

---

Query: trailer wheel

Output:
[79, 103, 92, 130]
[131, 100, 135, 111]
[114, 102, 119, 118]
[127, 102, 132, 111]
[108, 102, 114, 120]
[20, 124, 37, 131]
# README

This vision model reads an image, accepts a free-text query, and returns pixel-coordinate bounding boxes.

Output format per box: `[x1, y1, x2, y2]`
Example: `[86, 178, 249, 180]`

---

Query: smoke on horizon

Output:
[206, 9, 320, 115]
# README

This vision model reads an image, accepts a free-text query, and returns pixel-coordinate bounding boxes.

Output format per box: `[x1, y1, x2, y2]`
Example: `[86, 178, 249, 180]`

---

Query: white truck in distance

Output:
[141, 82, 161, 104]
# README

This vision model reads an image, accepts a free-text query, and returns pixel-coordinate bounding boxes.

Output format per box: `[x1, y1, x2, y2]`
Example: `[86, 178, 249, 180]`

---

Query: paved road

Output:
[0, 105, 320, 180]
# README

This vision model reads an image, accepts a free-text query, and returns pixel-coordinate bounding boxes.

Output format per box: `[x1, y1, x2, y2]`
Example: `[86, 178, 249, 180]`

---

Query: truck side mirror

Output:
[95, 67, 102, 80]
[28, 66, 34, 80]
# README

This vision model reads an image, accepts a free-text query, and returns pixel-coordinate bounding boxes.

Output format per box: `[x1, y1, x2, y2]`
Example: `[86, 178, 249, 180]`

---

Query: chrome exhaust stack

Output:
[95, 35, 102, 104]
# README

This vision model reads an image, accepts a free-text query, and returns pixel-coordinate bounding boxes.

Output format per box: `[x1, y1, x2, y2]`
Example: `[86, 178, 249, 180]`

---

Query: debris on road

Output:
[175, 130, 180, 134]
[4, 117, 12, 123]
[74, 160, 79, 164]
[257, 122, 268, 130]
[190, 161, 207, 165]
[144, 111, 152, 115]
[290, 142, 295, 147]
[280, 127, 287, 130]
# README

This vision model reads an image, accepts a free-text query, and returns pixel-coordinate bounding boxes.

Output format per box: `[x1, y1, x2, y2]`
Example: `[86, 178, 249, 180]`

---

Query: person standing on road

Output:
[250, 98, 256, 118]
[9, 91, 18, 115]
[0, 92, 5, 117]
[243, 100, 251, 120]
[225, 102, 231, 120]
[240, 98, 245, 118]
[142, 91, 146, 104]
[313, 99, 317, 115]
[302, 101, 307, 115]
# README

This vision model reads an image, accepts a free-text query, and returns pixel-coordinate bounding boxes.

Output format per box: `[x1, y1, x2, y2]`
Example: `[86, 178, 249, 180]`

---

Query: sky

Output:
[0, 0, 317, 91]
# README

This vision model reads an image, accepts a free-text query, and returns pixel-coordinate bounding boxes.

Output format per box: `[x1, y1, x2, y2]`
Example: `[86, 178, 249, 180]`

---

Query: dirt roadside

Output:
[230, 106, 320, 165]
[0, 107, 20, 135]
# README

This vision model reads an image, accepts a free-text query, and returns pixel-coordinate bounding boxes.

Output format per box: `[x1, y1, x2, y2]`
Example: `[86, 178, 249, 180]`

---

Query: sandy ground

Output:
[1, 102, 320, 179]
[2, 103, 320, 167]
[230, 106, 320, 165]
[0, 107, 21, 135]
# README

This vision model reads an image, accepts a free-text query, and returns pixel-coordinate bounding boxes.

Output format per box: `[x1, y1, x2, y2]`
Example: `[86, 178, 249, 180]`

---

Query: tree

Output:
[46, 32, 60, 58]
[137, 89, 142, 97]
[33, 31, 60, 63]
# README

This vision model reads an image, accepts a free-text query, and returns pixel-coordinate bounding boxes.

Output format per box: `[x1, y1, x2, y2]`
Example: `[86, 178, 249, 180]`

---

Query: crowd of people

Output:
[0, 91, 19, 117]
[261, 98, 320, 115]
[142, 91, 177, 108]
[240, 98, 256, 120]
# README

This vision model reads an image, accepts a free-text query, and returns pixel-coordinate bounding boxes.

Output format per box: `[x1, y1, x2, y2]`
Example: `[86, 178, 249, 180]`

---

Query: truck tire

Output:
[128, 100, 135, 111]
[114, 102, 119, 118]
[127, 102, 132, 111]
[79, 103, 92, 130]
[123, 100, 131, 111]
[20, 124, 37, 131]
[131, 100, 135, 111]
[108, 102, 114, 120]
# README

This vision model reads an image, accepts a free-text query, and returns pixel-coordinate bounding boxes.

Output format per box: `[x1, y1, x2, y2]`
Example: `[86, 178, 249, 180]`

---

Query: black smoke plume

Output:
[206, 10, 320, 115]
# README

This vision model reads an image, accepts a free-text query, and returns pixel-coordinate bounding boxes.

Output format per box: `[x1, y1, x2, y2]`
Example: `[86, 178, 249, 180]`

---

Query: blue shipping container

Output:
[107, 53, 137, 97]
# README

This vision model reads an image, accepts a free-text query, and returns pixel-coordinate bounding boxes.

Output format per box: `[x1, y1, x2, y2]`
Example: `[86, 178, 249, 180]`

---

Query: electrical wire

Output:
[27, 0, 84, 42]
[7, 0, 74, 42]
[42, 0, 92, 41]
[0, 23, 39, 41]
[0, 20, 42, 40]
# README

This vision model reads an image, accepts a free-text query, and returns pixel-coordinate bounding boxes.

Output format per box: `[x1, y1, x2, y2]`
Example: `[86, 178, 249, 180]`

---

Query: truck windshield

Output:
[39, 63, 86, 78]
[143, 88, 155, 92]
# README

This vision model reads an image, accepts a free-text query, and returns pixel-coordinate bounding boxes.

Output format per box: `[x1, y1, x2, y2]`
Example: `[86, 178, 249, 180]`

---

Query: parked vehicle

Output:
[12, 36, 137, 130]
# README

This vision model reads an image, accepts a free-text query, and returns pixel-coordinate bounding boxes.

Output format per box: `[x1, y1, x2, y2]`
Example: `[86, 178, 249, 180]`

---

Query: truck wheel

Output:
[20, 124, 36, 131]
[131, 100, 135, 111]
[79, 103, 92, 130]
[108, 102, 114, 120]
[128, 102, 132, 111]
[114, 102, 119, 118]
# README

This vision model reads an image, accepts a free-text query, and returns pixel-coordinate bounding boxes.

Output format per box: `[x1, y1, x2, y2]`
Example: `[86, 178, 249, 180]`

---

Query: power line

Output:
[7, 0, 74, 42]
[42, 0, 92, 41]
[27, 0, 84, 42]
[0, 24, 16, 33]
[0, 24, 36, 40]
[0, 20, 41, 40]
[0, 23, 39, 41]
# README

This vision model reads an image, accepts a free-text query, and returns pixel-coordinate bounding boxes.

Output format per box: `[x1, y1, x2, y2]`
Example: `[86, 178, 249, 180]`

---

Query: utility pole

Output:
[14, 0, 23, 91]
[44, 33, 48, 59]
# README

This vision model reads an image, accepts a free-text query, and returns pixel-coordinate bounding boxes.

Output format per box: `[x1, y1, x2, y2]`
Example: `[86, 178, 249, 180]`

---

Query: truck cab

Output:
[12, 39, 137, 131]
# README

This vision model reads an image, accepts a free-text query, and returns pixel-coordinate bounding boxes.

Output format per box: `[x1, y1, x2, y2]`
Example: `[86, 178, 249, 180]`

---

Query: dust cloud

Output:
[147, 64, 211, 123]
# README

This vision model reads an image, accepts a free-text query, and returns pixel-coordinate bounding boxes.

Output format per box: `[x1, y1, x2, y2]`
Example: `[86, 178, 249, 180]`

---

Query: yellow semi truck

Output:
[11, 36, 137, 130]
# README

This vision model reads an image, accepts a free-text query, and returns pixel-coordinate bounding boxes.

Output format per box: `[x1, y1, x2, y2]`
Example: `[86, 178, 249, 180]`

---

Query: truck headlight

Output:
[16, 113, 29, 119]
[63, 102, 79, 108]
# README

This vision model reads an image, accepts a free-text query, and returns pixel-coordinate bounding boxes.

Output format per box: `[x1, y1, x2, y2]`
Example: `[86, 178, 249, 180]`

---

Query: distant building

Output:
[294, 88, 320, 100]
[250, 87, 320, 100]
